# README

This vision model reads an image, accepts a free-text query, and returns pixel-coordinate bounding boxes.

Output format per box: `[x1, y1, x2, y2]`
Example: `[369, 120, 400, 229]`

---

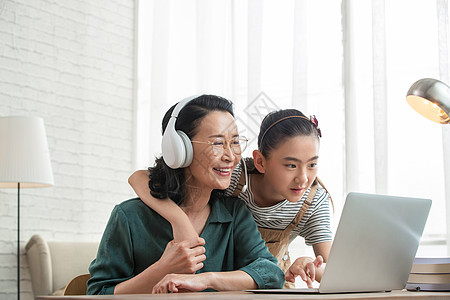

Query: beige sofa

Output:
[25, 234, 99, 297]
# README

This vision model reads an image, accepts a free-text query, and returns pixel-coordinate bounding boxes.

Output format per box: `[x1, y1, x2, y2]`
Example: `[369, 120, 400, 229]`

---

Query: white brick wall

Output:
[0, 1, 135, 299]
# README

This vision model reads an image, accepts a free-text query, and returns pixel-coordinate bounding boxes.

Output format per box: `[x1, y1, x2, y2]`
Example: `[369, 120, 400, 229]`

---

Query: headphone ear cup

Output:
[162, 118, 189, 169]
[161, 95, 199, 168]
[177, 130, 193, 168]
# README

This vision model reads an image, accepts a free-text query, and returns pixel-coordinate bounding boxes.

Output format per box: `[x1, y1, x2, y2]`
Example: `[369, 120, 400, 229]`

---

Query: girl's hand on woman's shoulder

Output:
[285, 255, 324, 288]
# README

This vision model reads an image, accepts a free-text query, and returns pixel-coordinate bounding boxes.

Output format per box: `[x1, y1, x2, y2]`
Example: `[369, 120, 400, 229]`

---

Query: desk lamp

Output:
[0, 116, 54, 300]
[406, 78, 450, 124]
[407, 78, 450, 262]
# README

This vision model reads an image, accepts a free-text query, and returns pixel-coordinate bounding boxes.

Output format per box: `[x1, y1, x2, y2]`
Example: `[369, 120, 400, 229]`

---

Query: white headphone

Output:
[161, 94, 249, 194]
[161, 95, 199, 169]
[241, 157, 248, 193]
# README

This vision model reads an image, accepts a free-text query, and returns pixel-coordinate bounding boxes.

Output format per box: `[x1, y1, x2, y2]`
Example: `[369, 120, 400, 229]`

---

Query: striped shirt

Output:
[224, 162, 333, 246]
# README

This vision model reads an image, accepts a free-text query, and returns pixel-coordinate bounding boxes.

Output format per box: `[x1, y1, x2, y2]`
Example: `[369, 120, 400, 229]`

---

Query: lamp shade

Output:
[0, 116, 54, 188]
[406, 78, 450, 124]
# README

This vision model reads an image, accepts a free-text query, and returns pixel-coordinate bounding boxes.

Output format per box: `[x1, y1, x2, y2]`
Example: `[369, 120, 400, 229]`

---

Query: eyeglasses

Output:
[191, 136, 248, 156]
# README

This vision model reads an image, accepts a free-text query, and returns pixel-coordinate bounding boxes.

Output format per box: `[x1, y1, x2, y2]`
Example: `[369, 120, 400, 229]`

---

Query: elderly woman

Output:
[87, 95, 285, 294]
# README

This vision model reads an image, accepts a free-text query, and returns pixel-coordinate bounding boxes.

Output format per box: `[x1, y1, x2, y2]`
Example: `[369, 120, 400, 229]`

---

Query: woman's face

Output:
[187, 111, 241, 191]
[260, 135, 319, 203]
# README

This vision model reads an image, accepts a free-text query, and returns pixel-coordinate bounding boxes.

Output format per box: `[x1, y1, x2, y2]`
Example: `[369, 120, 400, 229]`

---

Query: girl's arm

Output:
[313, 241, 331, 262]
[128, 170, 198, 242]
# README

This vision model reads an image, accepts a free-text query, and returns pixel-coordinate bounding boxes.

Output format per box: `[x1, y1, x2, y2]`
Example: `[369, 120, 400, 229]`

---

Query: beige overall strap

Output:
[231, 168, 246, 197]
[315, 177, 330, 199]
[289, 184, 319, 228]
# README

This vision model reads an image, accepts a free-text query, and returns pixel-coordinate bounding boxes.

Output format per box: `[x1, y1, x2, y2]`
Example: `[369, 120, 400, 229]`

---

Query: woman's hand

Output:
[158, 237, 206, 274]
[285, 255, 324, 288]
[152, 273, 209, 293]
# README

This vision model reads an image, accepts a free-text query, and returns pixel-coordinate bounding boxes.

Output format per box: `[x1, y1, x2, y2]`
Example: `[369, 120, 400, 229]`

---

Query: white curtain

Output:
[437, 0, 450, 256]
[136, 0, 450, 255]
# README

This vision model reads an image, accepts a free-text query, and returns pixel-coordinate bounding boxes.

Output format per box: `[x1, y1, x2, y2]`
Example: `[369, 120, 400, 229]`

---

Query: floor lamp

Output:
[0, 117, 54, 300]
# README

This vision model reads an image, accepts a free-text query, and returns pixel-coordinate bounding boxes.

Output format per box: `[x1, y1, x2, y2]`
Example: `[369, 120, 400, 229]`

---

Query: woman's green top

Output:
[87, 195, 285, 294]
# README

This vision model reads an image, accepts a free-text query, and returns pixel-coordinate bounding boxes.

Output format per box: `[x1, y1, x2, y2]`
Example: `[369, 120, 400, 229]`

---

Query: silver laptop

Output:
[249, 192, 431, 294]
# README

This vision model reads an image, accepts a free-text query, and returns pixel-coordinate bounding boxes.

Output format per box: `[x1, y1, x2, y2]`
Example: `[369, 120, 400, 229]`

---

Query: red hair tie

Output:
[310, 115, 322, 138]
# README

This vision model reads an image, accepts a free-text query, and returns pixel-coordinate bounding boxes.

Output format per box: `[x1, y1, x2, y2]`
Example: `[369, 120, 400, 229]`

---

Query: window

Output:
[136, 0, 449, 259]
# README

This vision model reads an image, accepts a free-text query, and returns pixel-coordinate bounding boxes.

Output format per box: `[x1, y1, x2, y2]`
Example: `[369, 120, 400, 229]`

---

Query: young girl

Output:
[87, 95, 284, 294]
[129, 109, 332, 288]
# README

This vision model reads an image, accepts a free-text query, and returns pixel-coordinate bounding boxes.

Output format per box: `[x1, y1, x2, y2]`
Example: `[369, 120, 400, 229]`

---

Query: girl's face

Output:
[186, 111, 241, 191]
[257, 135, 319, 203]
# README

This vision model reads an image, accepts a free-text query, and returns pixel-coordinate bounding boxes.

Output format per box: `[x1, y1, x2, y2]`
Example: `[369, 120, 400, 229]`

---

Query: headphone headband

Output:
[170, 95, 200, 118]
